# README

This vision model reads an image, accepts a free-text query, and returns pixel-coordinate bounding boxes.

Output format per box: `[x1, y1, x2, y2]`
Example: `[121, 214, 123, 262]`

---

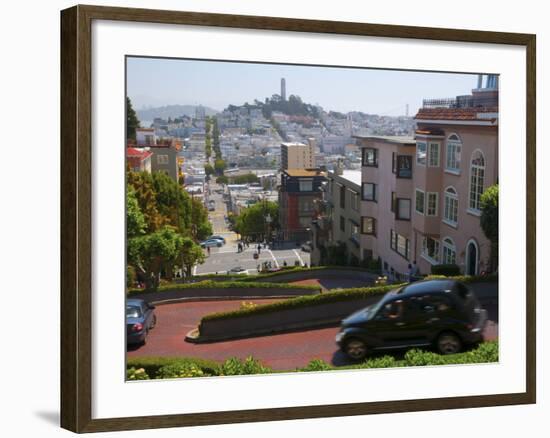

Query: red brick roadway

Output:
[127, 297, 498, 371]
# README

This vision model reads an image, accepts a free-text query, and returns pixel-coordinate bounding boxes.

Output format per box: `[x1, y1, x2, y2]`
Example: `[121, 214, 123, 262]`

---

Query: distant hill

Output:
[137, 105, 219, 122]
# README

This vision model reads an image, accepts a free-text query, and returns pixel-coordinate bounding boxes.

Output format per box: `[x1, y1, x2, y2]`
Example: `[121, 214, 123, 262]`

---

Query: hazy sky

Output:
[126, 57, 480, 116]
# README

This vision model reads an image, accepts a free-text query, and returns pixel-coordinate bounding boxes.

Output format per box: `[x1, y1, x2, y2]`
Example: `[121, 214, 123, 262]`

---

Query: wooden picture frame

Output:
[61, 4, 536, 433]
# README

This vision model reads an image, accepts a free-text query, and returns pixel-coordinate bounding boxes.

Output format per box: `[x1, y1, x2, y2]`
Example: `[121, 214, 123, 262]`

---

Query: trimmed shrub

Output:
[126, 367, 150, 380]
[425, 274, 498, 284]
[219, 357, 272, 376]
[157, 363, 209, 378]
[126, 357, 220, 377]
[127, 280, 319, 296]
[301, 359, 332, 372]
[201, 283, 402, 322]
[431, 264, 461, 276]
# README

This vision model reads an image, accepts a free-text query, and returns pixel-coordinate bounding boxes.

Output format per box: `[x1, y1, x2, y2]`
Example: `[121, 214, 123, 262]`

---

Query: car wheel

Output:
[437, 332, 462, 355]
[344, 338, 368, 361]
[150, 315, 157, 329]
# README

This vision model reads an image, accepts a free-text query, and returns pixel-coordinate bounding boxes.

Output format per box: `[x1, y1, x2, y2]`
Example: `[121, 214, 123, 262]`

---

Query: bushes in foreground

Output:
[126, 342, 498, 380]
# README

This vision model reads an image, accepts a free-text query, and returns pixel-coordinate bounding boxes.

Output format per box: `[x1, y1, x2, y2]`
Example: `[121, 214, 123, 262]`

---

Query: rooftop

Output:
[415, 107, 498, 122]
[284, 168, 326, 177]
[329, 170, 361, 187]
[126, 147, 152, 160]
[281, 142, 308, 147]
[354, 135, 415, 146]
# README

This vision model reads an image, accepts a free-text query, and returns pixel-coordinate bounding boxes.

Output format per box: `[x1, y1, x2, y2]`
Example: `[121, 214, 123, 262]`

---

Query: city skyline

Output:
[127, 57, 481, 116]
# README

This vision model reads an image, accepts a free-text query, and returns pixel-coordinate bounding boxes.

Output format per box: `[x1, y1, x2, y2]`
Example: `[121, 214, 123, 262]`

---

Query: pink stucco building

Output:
[357, 75, 498, 279]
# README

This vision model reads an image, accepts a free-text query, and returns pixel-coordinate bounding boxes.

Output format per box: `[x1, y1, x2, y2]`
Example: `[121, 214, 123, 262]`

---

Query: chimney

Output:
[335, 158, 344, 176]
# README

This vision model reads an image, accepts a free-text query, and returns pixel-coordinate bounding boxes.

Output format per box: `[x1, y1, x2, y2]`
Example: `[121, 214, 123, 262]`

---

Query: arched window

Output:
[469, 150, 485, 211]
[446, 134, 462, 172]
[442, 237, 457, 265]
[443, 186, 459, 226]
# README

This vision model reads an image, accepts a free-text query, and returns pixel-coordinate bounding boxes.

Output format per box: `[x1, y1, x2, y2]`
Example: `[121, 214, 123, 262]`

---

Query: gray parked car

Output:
[126, 298, 157, 345]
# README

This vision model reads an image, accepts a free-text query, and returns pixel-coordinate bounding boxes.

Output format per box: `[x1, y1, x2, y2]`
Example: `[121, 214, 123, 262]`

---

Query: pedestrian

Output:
[207, 246, 211, 255]
[407, 264, 413, 283]
[257, 243, 261, 254]
[410, 261, 419, 282]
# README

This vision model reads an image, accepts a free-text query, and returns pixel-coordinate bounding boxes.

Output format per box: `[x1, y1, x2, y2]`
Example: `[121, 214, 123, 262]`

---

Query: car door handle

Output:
[395, 322, 406, 326]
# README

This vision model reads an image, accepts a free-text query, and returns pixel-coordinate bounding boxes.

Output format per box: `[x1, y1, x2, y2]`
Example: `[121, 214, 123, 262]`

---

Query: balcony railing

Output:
[422, 95, 498, 109]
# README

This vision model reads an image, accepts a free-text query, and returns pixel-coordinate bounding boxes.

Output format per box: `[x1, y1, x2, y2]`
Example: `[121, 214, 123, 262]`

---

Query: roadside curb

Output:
[148, 295, 301, 306]
[185, 319, 340, 344]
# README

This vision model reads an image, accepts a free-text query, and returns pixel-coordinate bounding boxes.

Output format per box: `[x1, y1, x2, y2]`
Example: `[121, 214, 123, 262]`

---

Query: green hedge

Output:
[431, 264, 461, 276]
[199, 274, 498, 323]
[127, 280, 320, 296]
[237, 265, 379, 282]
[201, 284, 402, 322]
[425, 274, 498, 284]
[126, 342, 498, 379]
[126, 356, 220, 377]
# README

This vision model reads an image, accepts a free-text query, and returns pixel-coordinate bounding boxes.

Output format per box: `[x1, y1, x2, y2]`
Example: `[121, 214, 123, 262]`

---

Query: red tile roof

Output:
[126, 147, 152, 160]
[415, 107, 498, 121]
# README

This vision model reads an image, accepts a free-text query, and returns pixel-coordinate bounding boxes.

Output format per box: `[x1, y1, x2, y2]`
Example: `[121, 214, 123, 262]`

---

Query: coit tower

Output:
[281, 78, 286, 101]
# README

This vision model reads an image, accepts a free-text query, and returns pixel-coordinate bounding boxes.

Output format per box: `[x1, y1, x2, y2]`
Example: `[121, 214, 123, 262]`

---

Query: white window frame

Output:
[426, 192, 439, 216]
[428, 142, 440, 167]
[156, 154, 169, 165]
[421, 236, 440, 264]
[445, 134, 462, 174]
[416, 141, 427, 166]
[468, 149, 486, 213]
[396, 198, 411, 220]
[415, 188, 426, 215]
[442, 237, 457, 265]
[443, 186, 459, 227]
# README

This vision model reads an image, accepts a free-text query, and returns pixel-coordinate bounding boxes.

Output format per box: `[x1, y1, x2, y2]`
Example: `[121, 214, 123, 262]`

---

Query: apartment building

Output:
[135, 128, 156, 146]
[150, 139, 182, 182]
[356, 135, 416, 279]
[311, 166, 362, 265]
[356, 75, 498, 279]
[126, 147, 152, 173]
[280, 142, 315, 170]
[278, 168, 326, 242]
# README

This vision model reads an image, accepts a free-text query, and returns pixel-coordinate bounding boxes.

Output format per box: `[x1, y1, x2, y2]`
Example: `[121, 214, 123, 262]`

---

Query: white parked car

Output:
[200, 238, 223, 248]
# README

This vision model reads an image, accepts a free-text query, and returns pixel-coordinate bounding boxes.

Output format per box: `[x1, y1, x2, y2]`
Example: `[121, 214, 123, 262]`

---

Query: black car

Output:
[336, 279, 487, 360]
[126, 298, 157, 345]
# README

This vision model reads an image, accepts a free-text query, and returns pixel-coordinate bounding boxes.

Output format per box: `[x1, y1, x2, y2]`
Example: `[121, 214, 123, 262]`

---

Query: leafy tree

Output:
[127, 185, 147, 238]
[126, 97, 141, 141]
[212, 118, 220, 148]
[127, 226, 184, 290]
[127, 170, 212, 240]
[204, 163, 215, 176]
[190, 196, 212, 241]
[127, 171, 164, 231]
[480, 184, 499, 272]
[231, 173, 259, 184]
[214, 159, 226, 175]
[234, 201, 279, 241]
[216, 175, 229, 185]
[180, 237, 205, 277]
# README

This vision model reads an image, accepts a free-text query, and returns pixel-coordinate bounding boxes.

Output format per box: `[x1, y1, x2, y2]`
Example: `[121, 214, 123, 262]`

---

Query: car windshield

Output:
[126, 305, 142, 318]
[367, 288, 404, 318]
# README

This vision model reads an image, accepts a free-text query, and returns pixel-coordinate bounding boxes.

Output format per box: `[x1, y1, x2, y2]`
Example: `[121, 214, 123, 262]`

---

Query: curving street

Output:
[127, 295, 498, 371]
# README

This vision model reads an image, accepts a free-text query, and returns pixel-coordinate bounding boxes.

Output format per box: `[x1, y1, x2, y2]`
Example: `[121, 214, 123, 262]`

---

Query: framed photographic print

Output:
[60, 4, 536, 433]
